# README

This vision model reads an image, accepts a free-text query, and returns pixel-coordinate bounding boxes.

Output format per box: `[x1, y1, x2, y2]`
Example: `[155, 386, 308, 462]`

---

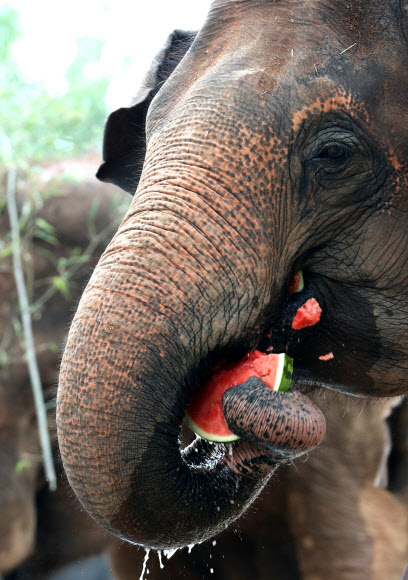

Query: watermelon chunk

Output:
[319, 352, 334, 361]
[185, 351, 293, 442]
[292, 298, 322, 330]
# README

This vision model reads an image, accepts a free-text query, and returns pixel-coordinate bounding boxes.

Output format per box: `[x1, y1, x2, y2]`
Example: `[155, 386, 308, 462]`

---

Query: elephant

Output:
[57, 0, 408, 556]
[0, 160, 129, 578]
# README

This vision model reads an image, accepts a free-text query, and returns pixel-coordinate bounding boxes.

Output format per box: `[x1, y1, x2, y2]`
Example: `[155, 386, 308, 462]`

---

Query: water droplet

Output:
[212, 540, 217, 546]
[139, 548, 150, 580]
[157, 550, 164, 569]
[187, 544, 195, 553]
[210, 568, 214, 573]
[164, 548, 178, 559]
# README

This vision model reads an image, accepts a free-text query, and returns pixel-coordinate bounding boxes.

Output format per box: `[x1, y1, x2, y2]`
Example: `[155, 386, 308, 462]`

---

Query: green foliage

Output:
[15, 458, 32, 474]
[0, 242, 12, 259]
[33, 218, 59, 246]
[11, 316, 23, 339]
[0, 5, 109, 164]
[51, 276, 70, 299]
[0, 4, 19, 61]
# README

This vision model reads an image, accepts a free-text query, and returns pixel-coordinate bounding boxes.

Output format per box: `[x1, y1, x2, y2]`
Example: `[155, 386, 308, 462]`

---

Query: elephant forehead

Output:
[151, 1, 408, 141]
[191, 0, 408, 105]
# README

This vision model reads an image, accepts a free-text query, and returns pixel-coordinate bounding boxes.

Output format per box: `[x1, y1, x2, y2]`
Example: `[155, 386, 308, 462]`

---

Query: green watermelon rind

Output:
[185, 352, 294, 442]
[296, 270, 305, 293]
[272, 353, 293, 392]
[184, 413, 240, 443]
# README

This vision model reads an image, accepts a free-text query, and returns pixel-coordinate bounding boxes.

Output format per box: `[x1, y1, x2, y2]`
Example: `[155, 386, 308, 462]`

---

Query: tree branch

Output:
[6, 168, 57, 491]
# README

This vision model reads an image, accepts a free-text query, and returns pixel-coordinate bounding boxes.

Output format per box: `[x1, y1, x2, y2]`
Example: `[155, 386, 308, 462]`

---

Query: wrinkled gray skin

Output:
[57, 0, 408, 552]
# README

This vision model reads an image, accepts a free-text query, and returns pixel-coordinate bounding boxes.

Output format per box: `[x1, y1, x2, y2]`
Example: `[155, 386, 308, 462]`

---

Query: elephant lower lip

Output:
[222, 378, 326, 453]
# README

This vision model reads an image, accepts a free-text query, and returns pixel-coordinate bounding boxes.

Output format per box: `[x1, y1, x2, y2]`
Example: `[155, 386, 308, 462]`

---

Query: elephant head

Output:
[57, 0, 408, 550]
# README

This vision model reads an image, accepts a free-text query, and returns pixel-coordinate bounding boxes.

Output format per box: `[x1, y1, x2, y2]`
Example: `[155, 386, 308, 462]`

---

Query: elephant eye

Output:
[314, 143, 352, 164]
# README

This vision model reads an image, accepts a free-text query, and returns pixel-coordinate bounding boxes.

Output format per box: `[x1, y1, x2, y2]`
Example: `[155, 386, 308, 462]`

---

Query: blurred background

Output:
[1, 0, 212, 165]
[0, 2, 211, 579]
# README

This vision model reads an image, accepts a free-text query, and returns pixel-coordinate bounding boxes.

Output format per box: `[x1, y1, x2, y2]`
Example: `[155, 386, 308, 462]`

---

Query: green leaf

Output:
[15, 459, 32, 474]
[11, 316, 23, 338]
[34, 230, 59, 246]
[0, 244, 13, 259]
[35, 217, 56, 234]
[57, 256, 68, 270]
[34, 218, 59, 245]
[52, 276, 70, 298]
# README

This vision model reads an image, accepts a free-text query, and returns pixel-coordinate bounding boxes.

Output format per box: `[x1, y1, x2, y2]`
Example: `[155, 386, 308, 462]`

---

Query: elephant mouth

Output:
[182, 269, 328, 449]
[191, 268, 326, 380]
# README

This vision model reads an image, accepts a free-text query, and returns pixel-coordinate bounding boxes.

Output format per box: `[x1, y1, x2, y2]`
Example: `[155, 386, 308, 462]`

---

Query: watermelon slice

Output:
[185, 351, 294, 442]
[288, 270, 304, 294]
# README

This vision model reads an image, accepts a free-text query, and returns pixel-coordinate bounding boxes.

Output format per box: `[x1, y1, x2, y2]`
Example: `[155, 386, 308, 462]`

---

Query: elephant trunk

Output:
[57, 165, 325, 549]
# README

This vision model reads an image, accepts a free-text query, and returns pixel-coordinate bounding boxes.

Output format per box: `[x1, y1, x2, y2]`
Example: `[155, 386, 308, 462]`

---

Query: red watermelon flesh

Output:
[292, 298, 322, 330]
[186, 350, 284, 441]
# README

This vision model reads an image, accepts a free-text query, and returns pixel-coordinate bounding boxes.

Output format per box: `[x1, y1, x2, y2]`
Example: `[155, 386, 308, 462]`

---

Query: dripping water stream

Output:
[139, 548, 150, 580]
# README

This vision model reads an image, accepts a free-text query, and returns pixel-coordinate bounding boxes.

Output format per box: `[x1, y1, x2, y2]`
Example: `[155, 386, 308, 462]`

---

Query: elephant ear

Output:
[96, 29, 197, 194]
